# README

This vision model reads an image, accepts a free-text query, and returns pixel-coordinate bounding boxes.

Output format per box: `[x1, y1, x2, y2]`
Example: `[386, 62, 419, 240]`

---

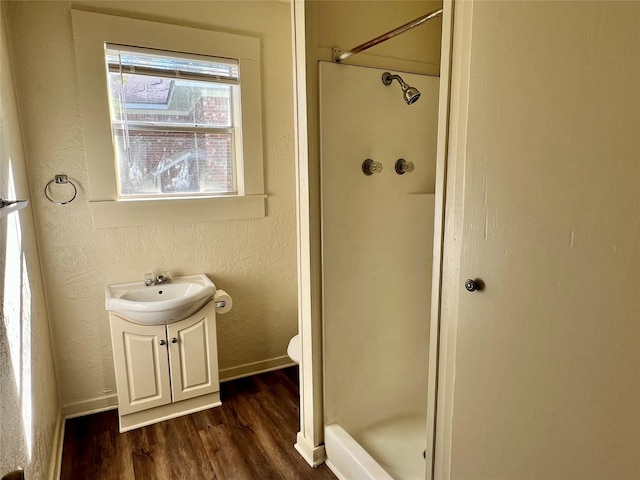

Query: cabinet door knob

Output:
[171, 337, 178, 344]
[159, 339, 166, 346]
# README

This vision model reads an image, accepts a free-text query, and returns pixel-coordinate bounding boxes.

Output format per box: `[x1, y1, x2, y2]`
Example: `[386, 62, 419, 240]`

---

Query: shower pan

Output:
[320, 62, 439, 479]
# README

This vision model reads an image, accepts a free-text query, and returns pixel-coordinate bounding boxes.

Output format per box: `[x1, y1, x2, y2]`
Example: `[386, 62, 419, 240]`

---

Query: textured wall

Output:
[5, 1, 297, 409]
[0, 3, 61, 478]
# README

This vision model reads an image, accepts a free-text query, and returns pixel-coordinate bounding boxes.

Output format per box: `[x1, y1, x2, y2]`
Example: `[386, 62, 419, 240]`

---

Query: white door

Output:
[168, 309, 218, 402]
[441, 2, 640, 479]
[110, 316, 171, 415]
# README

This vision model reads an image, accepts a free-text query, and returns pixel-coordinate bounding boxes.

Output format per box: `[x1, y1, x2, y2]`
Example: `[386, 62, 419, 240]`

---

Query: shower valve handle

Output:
[362, 159, 383, 176]
[395, 159, 414, 175]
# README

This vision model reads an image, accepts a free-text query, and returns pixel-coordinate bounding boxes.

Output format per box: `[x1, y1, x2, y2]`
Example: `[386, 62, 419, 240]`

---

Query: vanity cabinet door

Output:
[167, 307, 219, 403]
[109, 316, 172, 415]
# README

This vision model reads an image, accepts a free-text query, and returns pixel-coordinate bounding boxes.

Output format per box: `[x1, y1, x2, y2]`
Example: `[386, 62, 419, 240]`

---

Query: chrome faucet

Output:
[144, 272, 172, 286]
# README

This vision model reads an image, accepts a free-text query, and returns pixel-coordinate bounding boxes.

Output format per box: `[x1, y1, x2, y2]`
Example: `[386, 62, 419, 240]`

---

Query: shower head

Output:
[382, 72, 421, 105]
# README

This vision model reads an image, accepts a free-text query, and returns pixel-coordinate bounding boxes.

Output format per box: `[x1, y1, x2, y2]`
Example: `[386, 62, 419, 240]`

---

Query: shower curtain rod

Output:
[333, 7, 444, 63]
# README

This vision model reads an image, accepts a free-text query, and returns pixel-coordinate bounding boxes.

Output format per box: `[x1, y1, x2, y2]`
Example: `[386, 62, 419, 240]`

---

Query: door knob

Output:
[171, 337, 178, 344]
[159, 339, 166, 346]
[465, 279, 482, 292]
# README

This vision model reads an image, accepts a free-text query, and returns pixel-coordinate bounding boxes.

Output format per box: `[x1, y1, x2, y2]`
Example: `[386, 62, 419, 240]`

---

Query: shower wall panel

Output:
[320, 62, 439, 434]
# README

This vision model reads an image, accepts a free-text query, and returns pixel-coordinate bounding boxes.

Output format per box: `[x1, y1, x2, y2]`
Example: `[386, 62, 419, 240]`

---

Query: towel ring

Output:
[44, 174, 77, 205]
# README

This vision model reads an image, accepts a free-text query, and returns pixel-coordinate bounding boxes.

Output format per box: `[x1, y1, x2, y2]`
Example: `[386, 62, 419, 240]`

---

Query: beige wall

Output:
[0, 3, 61, 478]
[5, 1, 297, 409]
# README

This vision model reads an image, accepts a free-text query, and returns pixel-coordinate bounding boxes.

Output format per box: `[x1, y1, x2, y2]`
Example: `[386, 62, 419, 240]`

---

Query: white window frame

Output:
[72, 10, 265, 227]
[104, 45, 243, 198]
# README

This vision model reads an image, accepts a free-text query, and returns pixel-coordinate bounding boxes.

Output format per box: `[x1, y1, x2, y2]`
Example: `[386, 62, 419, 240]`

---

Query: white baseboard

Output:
[63, 394, 118, 419]
[49, 409, 65, 480]
[295, 431, 327, 467]
[60, 357, 294, 421]
[219, 355, 295, 382]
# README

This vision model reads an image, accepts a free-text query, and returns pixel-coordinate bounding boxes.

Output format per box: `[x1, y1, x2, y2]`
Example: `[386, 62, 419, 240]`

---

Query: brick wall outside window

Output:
[115, 95, 235, 195]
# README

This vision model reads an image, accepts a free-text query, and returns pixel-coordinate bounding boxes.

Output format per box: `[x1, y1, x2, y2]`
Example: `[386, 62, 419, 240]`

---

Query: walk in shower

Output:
[320, 61, 439, 479]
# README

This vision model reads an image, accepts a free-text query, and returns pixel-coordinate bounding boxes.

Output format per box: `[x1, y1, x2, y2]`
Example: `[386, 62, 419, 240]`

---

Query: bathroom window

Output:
[72, 10, 265, 227]
[105, 46, 242, 198]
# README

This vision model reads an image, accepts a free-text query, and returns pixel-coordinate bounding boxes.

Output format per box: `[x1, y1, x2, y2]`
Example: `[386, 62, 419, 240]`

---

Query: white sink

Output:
[105, 274, 216, 325]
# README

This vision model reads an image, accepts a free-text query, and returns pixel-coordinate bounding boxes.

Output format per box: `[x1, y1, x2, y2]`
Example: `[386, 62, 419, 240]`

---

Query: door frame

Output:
[428, 0, 459, 478]
[290, 0, 461, 477]
[432, 0, 474, 478]
[290, 0, 326, 467]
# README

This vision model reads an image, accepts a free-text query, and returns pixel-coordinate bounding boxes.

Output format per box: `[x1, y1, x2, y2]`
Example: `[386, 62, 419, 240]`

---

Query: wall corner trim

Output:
[295, 431, 327, 467]
[48, 409, 65, 480]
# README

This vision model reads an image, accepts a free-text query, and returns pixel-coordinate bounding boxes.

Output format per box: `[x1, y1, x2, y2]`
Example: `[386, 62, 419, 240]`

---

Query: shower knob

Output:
[395, 158, 414, 175]
[362, 159, 383, 176]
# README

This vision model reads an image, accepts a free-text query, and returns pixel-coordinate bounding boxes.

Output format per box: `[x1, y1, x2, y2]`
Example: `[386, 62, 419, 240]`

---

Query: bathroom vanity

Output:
[106, 274, 224, 432]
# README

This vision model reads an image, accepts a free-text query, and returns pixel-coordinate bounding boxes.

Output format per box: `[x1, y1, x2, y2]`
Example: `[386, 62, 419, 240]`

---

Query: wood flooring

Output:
[60, 367, 336, 480]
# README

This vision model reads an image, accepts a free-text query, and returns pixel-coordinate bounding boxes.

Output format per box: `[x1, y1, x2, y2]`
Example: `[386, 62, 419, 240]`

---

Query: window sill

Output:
[90, 195, 265, 228]
[0, 200, 29, 218]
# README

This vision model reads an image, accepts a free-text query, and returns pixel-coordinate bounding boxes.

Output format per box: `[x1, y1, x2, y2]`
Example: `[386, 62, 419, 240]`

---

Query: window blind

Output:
[105, 44, 240, 85]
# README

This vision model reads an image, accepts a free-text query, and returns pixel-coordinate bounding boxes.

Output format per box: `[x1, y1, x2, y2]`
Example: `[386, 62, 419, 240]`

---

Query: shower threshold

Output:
[326, 412, 427, 480]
